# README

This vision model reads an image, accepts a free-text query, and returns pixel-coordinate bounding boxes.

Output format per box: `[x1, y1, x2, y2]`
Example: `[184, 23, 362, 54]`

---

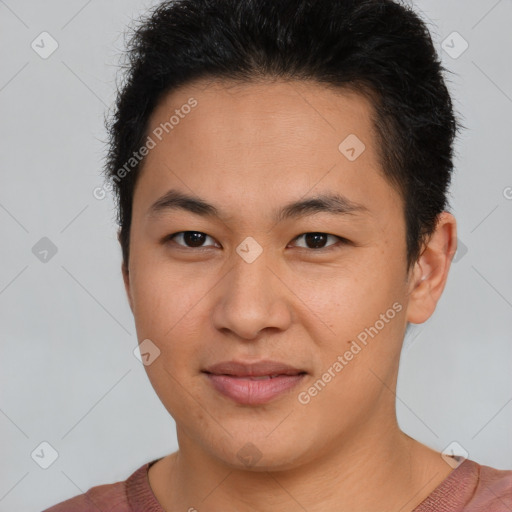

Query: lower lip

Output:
[204, 373, 306, 405]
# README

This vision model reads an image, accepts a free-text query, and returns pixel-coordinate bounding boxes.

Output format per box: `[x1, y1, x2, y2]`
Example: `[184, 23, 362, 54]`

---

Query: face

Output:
[123, 79, 426, 470]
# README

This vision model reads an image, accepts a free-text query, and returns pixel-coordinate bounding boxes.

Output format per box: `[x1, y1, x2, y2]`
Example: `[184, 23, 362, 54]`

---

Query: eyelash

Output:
[164, 231, 349, 252]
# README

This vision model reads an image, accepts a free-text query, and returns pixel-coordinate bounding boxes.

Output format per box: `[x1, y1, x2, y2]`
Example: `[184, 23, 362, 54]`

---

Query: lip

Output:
[203, 360, 306, 377]
[202, 360, 307, 405]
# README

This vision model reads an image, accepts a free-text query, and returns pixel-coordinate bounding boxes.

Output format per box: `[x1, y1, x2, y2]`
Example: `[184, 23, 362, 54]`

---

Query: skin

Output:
[122, 78, 458, 512]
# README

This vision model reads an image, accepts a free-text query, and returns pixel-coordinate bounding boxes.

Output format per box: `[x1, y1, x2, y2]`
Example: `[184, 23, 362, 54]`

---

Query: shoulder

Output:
[42, 461, 153, 512]
[413, 458, 512, 512]
[43, 482, 127, 512]
[471, 461, 512, 510]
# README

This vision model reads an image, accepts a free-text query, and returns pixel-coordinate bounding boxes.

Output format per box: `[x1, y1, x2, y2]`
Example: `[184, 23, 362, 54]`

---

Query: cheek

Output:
[129, 262, 212, 418]
[129, 257, 219, 370]
[303, 258, 403, 336]
[130, 253, 204, 330]
[300, 252, 407, 401]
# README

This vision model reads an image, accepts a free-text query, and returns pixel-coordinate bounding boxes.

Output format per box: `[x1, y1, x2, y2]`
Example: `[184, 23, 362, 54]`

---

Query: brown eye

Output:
[291, 232, 345, 250]
[168, 231, 218, 248]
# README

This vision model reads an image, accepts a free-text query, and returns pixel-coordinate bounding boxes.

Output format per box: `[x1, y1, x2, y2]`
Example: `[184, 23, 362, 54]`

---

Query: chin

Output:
[207, 433, 314, 472]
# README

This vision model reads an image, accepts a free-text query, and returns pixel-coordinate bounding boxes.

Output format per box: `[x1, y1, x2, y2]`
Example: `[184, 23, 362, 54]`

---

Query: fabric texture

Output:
[43, 457, 512, 511]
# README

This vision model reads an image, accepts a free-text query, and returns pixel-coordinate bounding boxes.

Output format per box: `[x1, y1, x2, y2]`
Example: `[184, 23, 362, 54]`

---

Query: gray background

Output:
[0, 1, 511, 510]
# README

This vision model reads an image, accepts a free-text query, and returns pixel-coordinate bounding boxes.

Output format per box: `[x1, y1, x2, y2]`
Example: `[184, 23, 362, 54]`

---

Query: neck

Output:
[151, 418, 453, 511]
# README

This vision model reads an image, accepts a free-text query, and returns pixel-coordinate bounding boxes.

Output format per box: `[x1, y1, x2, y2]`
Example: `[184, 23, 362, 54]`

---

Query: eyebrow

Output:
[147, 188, 370, 223]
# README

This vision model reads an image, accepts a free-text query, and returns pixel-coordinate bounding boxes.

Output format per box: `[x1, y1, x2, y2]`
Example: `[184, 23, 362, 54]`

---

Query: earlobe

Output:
[405, 212, 457, 324]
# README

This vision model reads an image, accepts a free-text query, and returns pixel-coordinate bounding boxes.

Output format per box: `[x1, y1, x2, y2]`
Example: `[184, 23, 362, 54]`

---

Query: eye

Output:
[289, 232, 347, 250]
[166, 231, 219, 249]
[164, 231, 349, 251]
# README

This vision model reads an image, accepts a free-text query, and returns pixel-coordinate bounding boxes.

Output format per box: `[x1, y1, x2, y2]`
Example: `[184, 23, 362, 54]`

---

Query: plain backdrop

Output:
[0, 1, 511, 510]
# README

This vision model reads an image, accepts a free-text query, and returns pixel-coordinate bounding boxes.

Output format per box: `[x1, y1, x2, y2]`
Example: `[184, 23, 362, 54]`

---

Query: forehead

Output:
[132, 78, 401, 227]
[148, 78, 377, 149]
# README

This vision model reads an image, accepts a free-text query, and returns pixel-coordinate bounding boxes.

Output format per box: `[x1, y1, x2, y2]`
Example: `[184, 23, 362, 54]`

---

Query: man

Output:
[45, 0, 512, 510]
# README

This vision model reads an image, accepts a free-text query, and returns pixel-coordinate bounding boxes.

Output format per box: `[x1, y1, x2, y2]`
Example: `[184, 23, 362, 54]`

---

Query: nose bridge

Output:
[231, 248, 271, 297]
[212, 243, 291, 338]
[229, 234, 275, 295]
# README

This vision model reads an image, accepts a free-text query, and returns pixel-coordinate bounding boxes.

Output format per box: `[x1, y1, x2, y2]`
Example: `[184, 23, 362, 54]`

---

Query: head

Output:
[104, 0, 459, 469]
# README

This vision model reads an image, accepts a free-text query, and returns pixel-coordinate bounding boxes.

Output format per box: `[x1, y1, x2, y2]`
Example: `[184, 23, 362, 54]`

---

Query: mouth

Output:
[203, 359, 307, 377]
[209, 374, 301, 380]
[202, 360, 307, 405]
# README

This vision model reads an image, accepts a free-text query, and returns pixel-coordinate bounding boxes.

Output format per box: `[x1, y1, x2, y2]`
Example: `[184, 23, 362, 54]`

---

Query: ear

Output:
[118, 228, 133, 313]
[405, 212, 457, 324]
[122, 261, 133, 313]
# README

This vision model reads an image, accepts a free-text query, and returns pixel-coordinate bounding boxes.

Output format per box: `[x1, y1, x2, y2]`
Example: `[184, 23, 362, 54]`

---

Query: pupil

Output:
[305, 233, 327, 249]
[184, 231, 205, 247]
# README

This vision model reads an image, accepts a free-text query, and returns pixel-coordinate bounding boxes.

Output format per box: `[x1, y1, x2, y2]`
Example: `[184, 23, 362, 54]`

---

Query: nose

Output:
[211, 250, 293, 340]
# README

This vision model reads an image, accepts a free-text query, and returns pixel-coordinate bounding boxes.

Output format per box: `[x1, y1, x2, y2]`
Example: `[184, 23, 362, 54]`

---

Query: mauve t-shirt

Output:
[43, 457, 512, 511]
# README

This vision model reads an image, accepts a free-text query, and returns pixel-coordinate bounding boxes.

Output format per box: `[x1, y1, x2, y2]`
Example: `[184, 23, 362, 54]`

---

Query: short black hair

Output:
[103, 0, 461, 272]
